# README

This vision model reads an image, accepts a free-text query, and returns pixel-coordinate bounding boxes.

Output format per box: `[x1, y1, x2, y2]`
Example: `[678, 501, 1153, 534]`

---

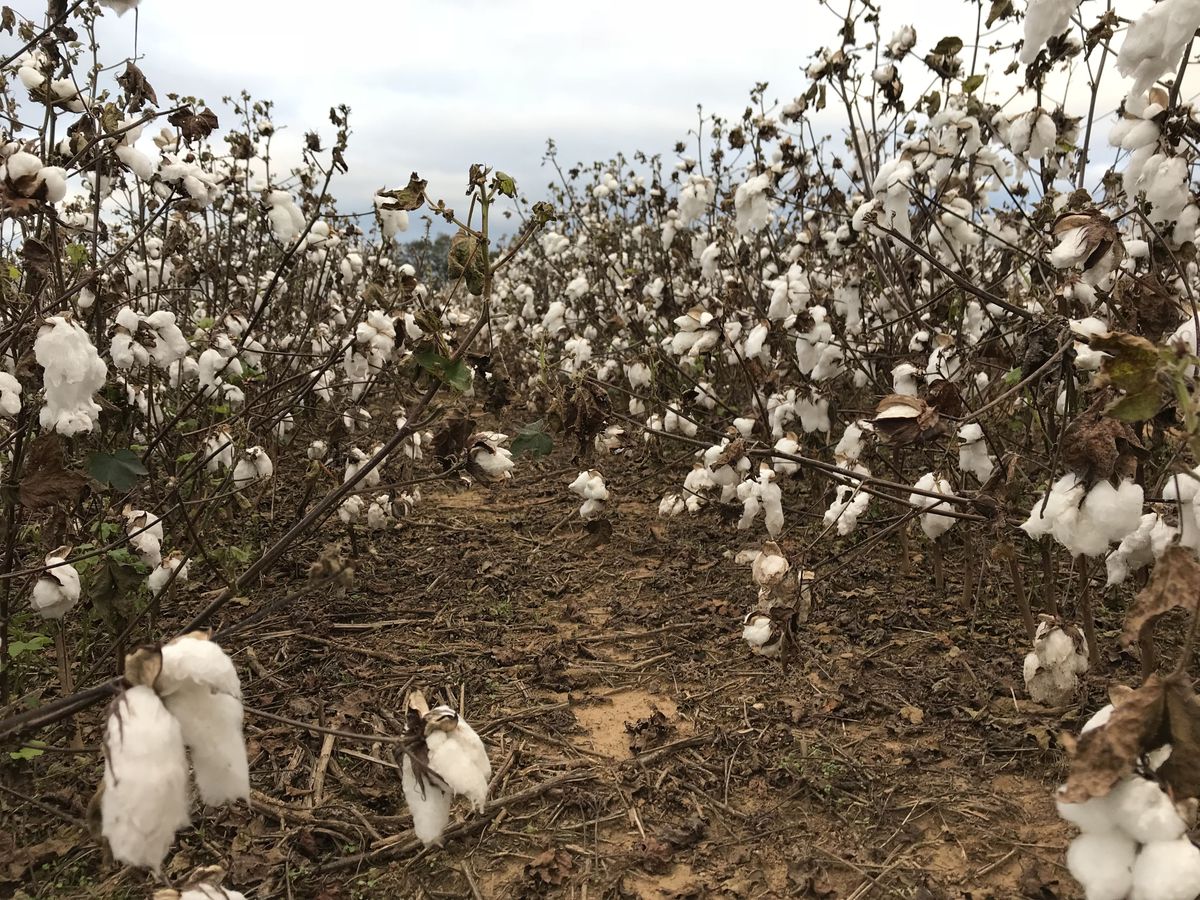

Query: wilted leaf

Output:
[1122, 547, 1200, 650]
[376, 173, 428, 212]
[493, 171, 517, 198]
[1160, 675, 1200, 800]
[930, 36, 963, 56]
[1060, 400, 1144, 480]
[511, 419, 553, 458]
[414, 350, 472, 392]
[19, 434, 87, 509]
[1107, 388, 1164, 422]
[1061, 674, 1166, 803]
[115, 61, 157, 112]
[962, 73, 985, 93]
[21, 238, 53, 276]
[167, 106, 219, 142]
[1092, 332, 1160, 392]
[87, 449, 148, 492]
[446, 229, 486, 295]
[986, 0, 1014, 27]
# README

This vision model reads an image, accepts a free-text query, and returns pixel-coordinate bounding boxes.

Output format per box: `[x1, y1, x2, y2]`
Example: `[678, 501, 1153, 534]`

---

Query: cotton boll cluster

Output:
[468, 432, 515, 483]
[1023, 619, 1089, 705]
[1057, 704, 1200, 900]
[34, 316, 108, 436]
[957, 424, 994, 482]
[734, 172, 772, 235]
[908, 473, 956, 540]
[737, 464, 785, 537]
[232, 447, 273, 489]
[568, 470, 609, 521]
[31, 548, 81, 620]
[401, 690, 491, 846]
[1117, 0, 1200, 114]
[1022, 475, 1144, 558]
[677, 174, 715, 224]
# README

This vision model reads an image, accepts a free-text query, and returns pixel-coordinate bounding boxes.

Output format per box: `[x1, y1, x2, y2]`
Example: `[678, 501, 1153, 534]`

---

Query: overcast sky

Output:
[12, 0, 1170, 233]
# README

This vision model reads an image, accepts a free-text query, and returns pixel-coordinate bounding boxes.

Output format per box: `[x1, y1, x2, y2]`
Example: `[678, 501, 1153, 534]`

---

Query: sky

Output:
[11, 0, 1172, 234]
[77, 0, 989, 229]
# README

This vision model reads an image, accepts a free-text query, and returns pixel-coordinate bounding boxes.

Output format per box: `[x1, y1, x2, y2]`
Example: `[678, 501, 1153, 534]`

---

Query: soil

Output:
[3, 440, 1150, 899]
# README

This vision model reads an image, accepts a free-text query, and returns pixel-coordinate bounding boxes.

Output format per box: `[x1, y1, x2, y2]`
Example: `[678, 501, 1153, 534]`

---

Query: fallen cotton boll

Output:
[31, 548, 81, 619]
[101, 666, 190, 874]
[1065, 830, 1136, 900]
[155, 636, 249, 806]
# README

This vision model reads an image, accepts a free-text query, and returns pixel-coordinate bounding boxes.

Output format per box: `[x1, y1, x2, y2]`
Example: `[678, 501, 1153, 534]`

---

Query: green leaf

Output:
[931, 36, 963, 56]
[1002, 367, 1022, 386]
[194, 317, 216, 330]
[4, 264, 18, 281]
[8, 635, 51, 659]
[415, 350, 473, 392]
[511, 420, 554, 458]
[9, 745, 44, 761]
[87, 449, 149, 492]
[65, 243, 88, 267]
[1107, 389, 1164, 422]
[493, 171, 517, 199]
[962, 74, 985, 94]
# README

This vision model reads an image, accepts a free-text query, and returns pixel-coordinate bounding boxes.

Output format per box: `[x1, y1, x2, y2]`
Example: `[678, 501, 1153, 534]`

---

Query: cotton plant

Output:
[401, 690, 491, 847]
[736, 541, 814, 659]
[568, 469, 609, 521]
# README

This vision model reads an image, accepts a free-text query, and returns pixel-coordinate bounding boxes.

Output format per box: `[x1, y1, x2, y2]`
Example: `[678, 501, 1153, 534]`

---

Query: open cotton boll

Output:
[1131, 837, 1200, 900]
[1066, 830, 1136, 900]
[658, 493, 686, 517]
[1058, 790, 1119, 834]
[1109, 776, 1187, 843]
[908, 473, 956, 540]
[772, 433, 800, 476]
[158, 635, 249, 806]
[31, 551, 81, 619]
[148, 553, 189, 597]
[1024, 621, 1088, 705]
[825, 468, 872, 537]
[742, 612, 780, 657]
[102, 685, 190, 873]
[1021, 0, 1079, 63]
[957, 423, 994, 482]
[1118, 0, 1200, 114]
[338, 494, 365, 525]
[1021, 473, 1085, 540]
[173, 885, 248, 900]
[266, 190, 306, 243]
[1106, 513, 1175, 588]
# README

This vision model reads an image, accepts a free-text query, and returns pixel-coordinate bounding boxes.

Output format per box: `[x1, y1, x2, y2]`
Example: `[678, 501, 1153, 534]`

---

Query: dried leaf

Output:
[18, 434, 87, 509]
[115, 61, 157, 112]
[525, 848, 574, 886]
[1060, 399, 1144, 480]
[1160, 675, 1200, 800]
[1061, 674, 1166, 803]
[1121, 546, 1200, 649]
[872, 394, 945, 445]
[375, 173, 428, 212]
[167, 106, 219, 142]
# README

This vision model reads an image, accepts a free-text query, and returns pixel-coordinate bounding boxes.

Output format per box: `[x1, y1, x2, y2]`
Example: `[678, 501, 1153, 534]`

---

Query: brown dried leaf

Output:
[18, 434, 87, 509]
[714, 438, 747, 468]
[872, 394, 944, 445]
[115, 61, 157, 112]
[376, 173, 428, 212]
[167, 106, 219, 142]
[1160, 675, 1200, 800]
[525, 848, 574, 886]
[1061, 674, 1166, 802]
[1121, 546, 1200, 649]
[1060, 399, 1144, 480]
[431, 414, 476, 468]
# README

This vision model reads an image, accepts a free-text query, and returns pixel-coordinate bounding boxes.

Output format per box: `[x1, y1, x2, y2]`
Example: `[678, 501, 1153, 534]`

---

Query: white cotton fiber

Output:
[1131, 838, 1200, 900]
[401, 755, 451, 846]
[1066, 831, 1136, 900]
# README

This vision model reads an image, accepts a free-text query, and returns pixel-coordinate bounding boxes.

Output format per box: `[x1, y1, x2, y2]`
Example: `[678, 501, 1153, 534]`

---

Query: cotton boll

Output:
[658, 493, 686, 517]
[1058, 790, 1119, 834]
[338, 494, 365, 525]
[422, 706, 491, 811]
[909, 473, 956, 540]
[31, 551, 81, 620]
[101, 685, 190, 873]
[1131, 837, 1200, 900]
[742, 612, 780, 657]
[158, 635, 249, 806]
[1025, 621, 1088, 705]
[148, 554, 189, 597]
[1110, 776, 1187, 843]
[1021, 0, 1079, 63]
[1065, 830, 1136, 900]
[957, 423, 994, 482]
